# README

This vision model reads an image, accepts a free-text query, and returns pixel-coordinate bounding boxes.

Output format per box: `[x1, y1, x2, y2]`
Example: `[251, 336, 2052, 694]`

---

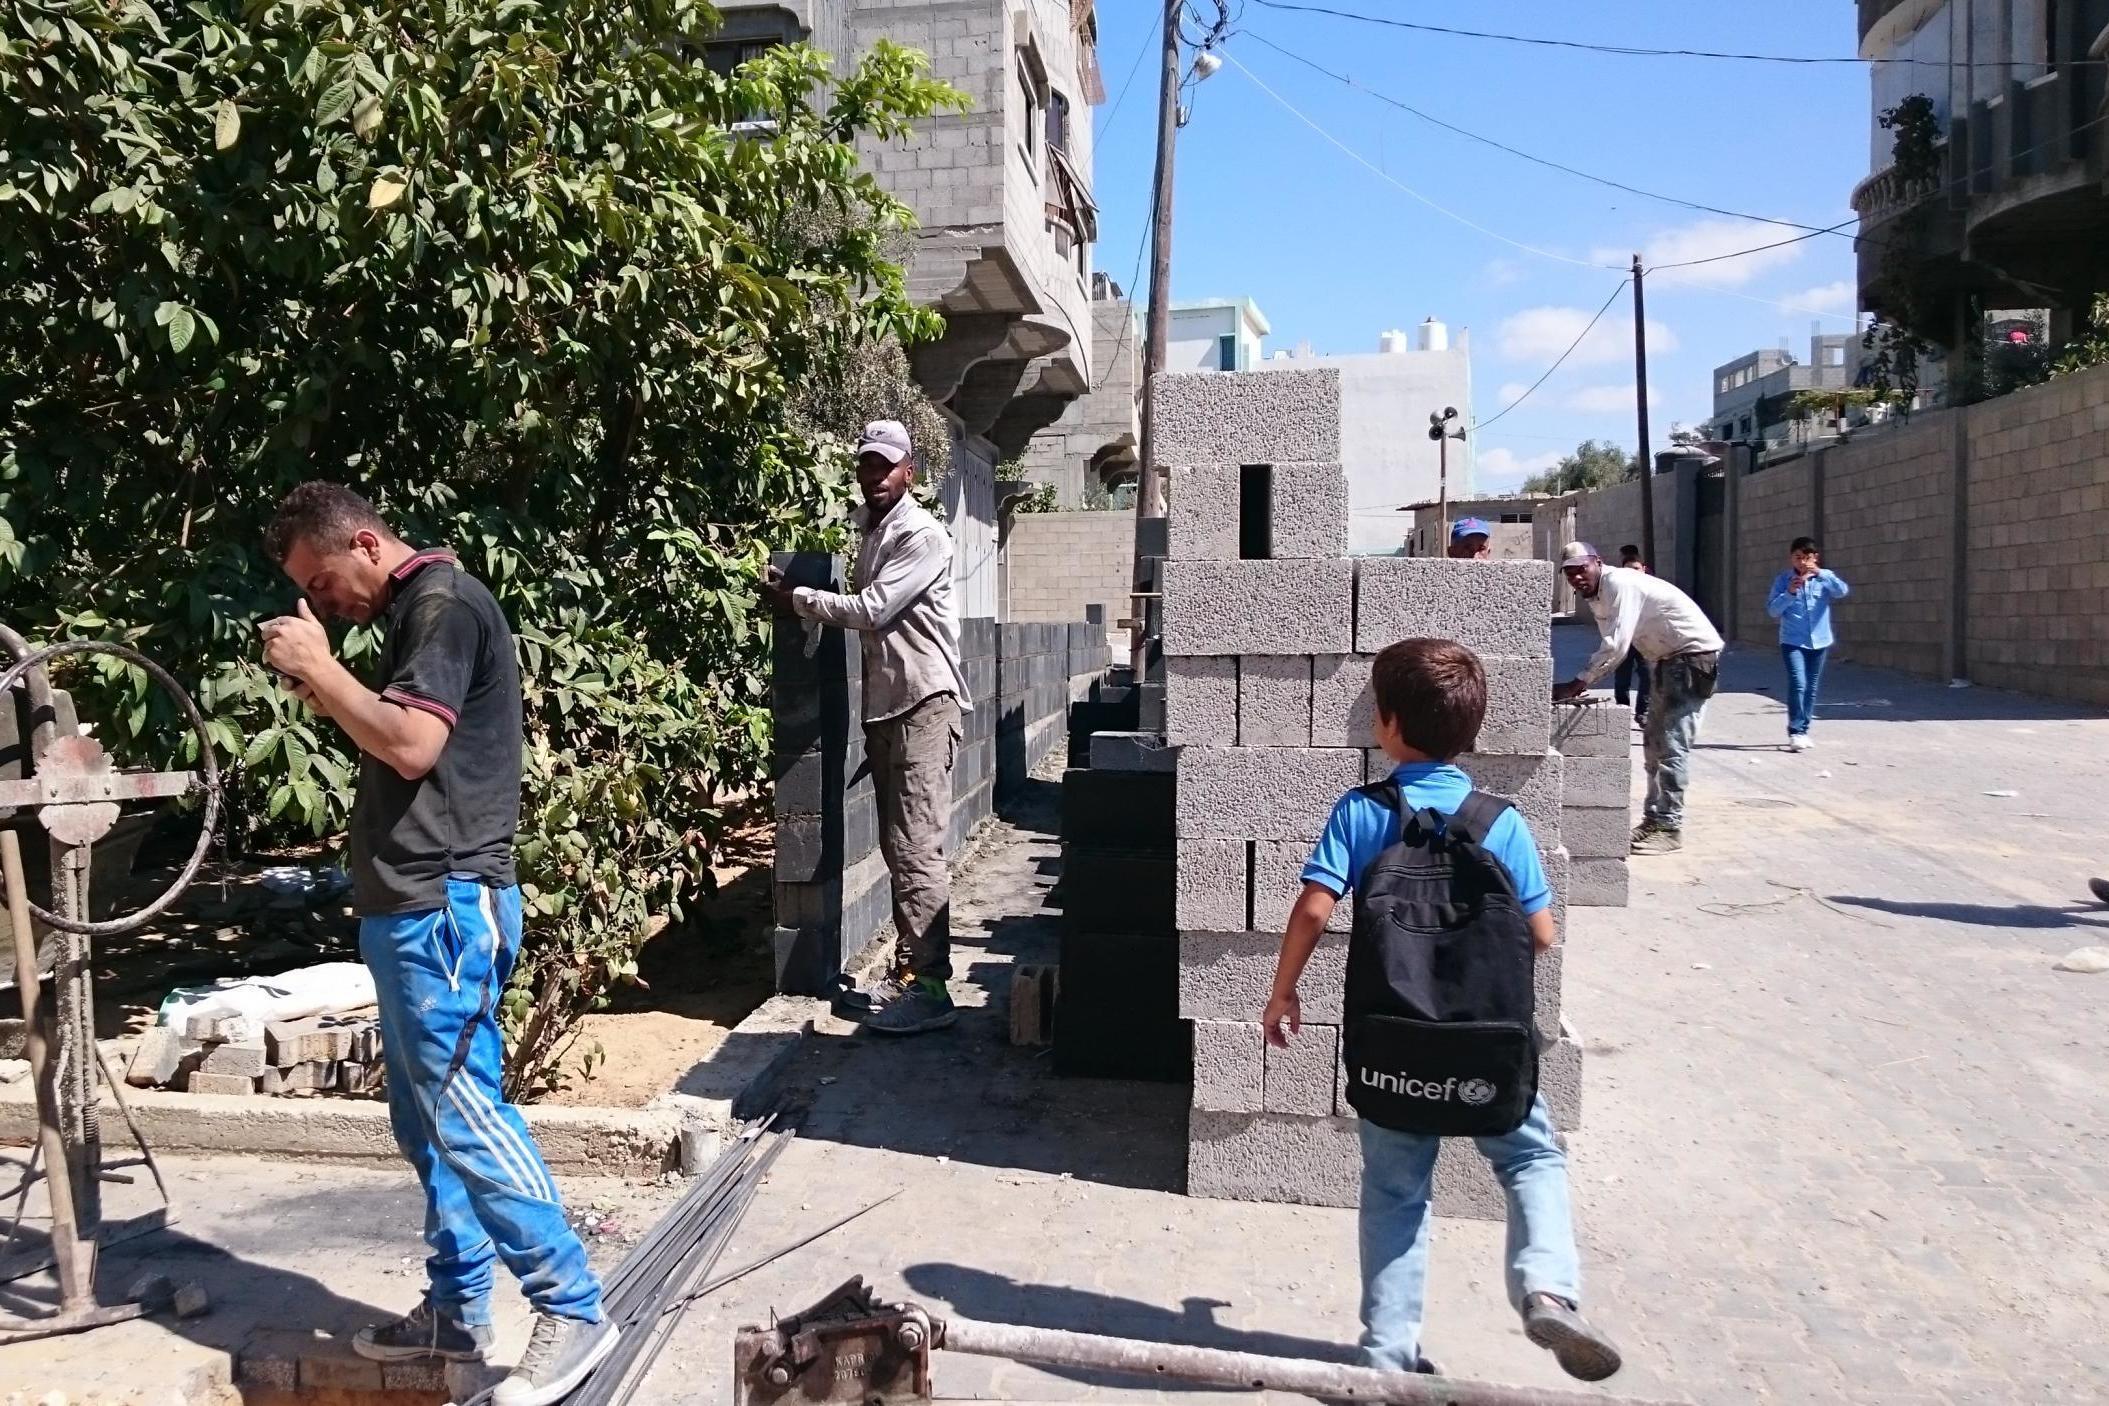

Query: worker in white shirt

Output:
[761, 420, 972, 1034]
[1552, 542, 1724, 854]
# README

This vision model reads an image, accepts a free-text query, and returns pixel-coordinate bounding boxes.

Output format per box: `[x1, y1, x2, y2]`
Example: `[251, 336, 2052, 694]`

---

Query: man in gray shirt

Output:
[764, 421, 970, 1034]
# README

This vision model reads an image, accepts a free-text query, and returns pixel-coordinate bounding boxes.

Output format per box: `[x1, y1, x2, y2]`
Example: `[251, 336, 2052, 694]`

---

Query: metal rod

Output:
[666, 1187, 901, 1313]
[1631, 253, 1658, 572]
[939, 1318, 1682, 1406]
[0, 828, 91, 1310]
[92, 1041, 169, 1205]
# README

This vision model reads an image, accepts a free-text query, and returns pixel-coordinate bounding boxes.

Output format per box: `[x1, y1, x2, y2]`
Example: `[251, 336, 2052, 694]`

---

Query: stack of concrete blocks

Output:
[1153, 366, 1586, 1218]
[769, 553, 1112, 996]
[1553, 703, 1636, 908]
[125, 1010, 385, 1098]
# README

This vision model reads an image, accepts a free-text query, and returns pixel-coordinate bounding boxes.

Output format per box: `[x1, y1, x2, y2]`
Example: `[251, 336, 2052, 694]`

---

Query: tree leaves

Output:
[213, 98, 240, 149]
[367, 175, 405, 208]
[316, 73, 356, 126]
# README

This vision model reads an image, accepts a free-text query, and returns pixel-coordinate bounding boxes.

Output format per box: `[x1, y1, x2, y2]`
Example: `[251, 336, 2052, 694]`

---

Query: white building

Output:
[1167, 298, 1271, 373]
[1254, 319, 1475, 555]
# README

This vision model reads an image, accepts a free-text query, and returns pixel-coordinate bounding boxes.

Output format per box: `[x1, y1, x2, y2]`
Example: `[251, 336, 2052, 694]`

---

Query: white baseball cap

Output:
[856, 419, 913, 465]
[1559, 541, 1602, 568]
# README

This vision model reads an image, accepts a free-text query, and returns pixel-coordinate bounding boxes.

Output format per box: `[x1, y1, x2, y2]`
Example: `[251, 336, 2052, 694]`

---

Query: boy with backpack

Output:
[1260, 638, 1621, 1382]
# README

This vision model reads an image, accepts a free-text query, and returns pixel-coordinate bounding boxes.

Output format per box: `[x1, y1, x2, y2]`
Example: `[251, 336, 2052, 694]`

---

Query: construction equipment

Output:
[0, 625, 223, 1345]
[736, 1278, 1682, 1406]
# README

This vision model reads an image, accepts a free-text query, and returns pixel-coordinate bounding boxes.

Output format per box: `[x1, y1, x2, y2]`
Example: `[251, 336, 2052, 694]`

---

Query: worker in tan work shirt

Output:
[762, 420, 971, 1035]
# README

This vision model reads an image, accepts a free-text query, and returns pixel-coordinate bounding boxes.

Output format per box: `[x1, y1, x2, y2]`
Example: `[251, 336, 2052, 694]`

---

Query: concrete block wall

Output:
[770, 555, 1106, 995]
[1153, 368, 1627, 1220]
[1001, 510, 1133, 657]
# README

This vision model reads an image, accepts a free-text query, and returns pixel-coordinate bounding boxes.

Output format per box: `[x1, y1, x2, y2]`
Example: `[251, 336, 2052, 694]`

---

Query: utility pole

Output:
[1631, 253, 1658, 571]
[1134, 0, 1180, 526]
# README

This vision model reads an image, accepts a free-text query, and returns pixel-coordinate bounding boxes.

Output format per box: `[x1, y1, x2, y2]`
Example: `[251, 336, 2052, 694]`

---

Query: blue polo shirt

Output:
[1301, 761, 1551, 914]
[1768, 568, 1850, 649]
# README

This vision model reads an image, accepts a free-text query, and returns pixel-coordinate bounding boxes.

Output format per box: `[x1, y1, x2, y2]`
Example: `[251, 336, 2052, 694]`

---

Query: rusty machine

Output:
[0, 625, 222, 1344]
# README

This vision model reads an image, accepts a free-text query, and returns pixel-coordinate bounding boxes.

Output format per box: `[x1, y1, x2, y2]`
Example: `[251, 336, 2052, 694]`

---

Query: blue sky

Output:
[1090, 1, 1870, 494]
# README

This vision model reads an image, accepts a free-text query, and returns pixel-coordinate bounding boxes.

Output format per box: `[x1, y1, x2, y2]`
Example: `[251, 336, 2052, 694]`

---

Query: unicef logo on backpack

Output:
[1457, 1078, 1498, 1107]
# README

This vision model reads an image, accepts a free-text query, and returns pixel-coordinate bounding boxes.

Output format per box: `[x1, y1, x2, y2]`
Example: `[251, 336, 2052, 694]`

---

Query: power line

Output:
[1471, 277, 1630, 432]
[1222, 50, 1620, 271]
[1248, 0, 2109, 68]
[1647, 218, 1857, 271]
[1244, 30, 1851, 241]
[1097, 11, 1157, 141]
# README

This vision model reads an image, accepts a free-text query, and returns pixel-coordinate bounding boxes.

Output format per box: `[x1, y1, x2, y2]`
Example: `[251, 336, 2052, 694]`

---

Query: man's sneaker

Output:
[351, 1299, 493, 1362]
[1629, 817, 1665, 845]
[2090, 878, 2109, 906]
[493, 1313, 620, 1406]
[838, 972, 910, 1019]
[1788, 733, 1814, 752]
[865, 982, 957, 1036]
[1522, 1293, 1622, 1382]
[1631, 826, 1683, 854]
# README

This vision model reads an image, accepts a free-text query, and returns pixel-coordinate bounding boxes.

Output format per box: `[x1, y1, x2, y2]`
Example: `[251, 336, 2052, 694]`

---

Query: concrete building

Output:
[1017, 274, 1139, 505]
[1703, 333, 1857, 444]
[716, 0, 1108, 616]
[1853, 0, 2109, 385]
[1401, 495, 1546, 559]
[1167, 298, 1271, 373]
[1253, 319, 1476, 556]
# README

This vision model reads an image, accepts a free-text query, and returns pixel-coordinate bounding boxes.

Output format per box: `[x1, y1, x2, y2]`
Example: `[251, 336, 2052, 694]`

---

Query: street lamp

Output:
[1427, 406, 1465, 551]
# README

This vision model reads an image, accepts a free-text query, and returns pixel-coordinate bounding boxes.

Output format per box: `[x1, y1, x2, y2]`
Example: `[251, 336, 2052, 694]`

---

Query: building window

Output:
[1019, 64, 1042, 164]
[1048, 91, 1070, 154]
[1217, 333, 1239, 371]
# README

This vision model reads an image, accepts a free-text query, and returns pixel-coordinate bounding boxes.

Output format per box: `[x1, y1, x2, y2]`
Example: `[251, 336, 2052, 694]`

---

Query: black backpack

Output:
[1342, 783, 1539, 1137]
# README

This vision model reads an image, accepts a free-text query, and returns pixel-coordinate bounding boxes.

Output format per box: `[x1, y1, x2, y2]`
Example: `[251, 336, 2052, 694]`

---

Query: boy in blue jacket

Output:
[1768, 536, 1851, 752]
[1261, 638, 1620, 1381]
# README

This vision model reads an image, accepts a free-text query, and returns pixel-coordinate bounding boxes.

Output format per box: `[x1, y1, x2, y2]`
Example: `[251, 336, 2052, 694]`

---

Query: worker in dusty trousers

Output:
[764, 420, 973, 1036]
[260, 483, 615, 1406]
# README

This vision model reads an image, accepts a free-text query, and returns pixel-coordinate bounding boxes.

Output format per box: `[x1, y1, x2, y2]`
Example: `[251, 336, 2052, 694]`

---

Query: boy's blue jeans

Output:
[1780, 644, 1829, 737]
[360, 877, 602, 1325]
[1358, 1095, 1580, 1372]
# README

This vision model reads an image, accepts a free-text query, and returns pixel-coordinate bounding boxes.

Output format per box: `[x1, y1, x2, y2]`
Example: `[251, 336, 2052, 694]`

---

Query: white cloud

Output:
[1783, 279, 1858, 315]
[1482, 258, 1526, 288]
[1495, 304, 1677, 367]
[1477, 447, 1562, 493]
[1494, 382, 1533, 405]
[1593, 217, 1809, 288]
[1565, 383, 1660, 414]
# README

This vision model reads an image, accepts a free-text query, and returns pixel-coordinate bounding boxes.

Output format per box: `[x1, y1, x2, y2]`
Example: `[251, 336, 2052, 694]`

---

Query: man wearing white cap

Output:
[1552, 542, 1722, 854]
[762, 420, 970, 1034]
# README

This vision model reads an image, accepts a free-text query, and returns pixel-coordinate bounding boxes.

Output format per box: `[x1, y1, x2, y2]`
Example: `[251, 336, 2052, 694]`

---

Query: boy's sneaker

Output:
[1629, 817, 1666, 845]
[1631, 826, 1683, 854]
[1522, 1293, 1622, 1382]
[493, 1313, 620, 1406]
[351, 1299, 493, 1362]
[1788, 734, 1814, 752]
[865, 981, 957, 1036]
[2089, 877, 2109, 906]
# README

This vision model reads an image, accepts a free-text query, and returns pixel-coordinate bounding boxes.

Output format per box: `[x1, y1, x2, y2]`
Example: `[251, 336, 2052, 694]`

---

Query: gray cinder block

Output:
[1176, 838, 1250, 932]
[1176, 747, 1361, 841]
[1559, 755, 1633, 809]
[1476, 657, 1555, 755]
[1251, 840, 1348, 934]
[1267, 463, 1351, 561]
[1161, 559, 1355, 657]
[1353, 558, 1555, 658]
[1192, 1020, 1264, 1113]
[1551, 702, 1633, 756]
[1538, 1034, 1585, 1129]
[1166, 463, 1240, 561]
[1569, 856, 1630, 907]
[1265, 1022, 1338, 1116]
[1535, 941, 1564, 1040]
[1165, 656, 1236, 746]
[1089, 732, 1179, 772]
[1154, 367, 1343, 467]
[1323, 656, 1551, 755]
[1561, 805, 1632, 859]
[199, 1041, 268, 1078]
[1456, 751, 1565, 842]
[1238, 656, 1312, 746]
[186, 1070, 258, 1096]
[1180, 930, 1346, 1024]
[125, 1026, 195, 1088]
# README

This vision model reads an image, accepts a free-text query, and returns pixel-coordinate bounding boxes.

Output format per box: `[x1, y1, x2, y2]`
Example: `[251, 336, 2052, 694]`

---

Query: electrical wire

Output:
[1222, 50, 1621, 271]
[1471, 277, 1630, 432]
[1247, 0, 2109, 68]
[1097, 10, 1156, 142]
[1243, 30, 1855, 241]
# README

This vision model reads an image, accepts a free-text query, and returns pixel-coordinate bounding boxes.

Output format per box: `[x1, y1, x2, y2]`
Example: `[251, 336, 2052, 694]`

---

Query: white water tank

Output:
[1378, 329, 1409, 355]
[1418, 317, 1448, 352]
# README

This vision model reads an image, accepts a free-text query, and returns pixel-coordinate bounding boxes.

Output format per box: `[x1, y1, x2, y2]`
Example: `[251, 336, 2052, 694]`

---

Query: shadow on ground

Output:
[778, 771, 1190, 1194]
[900, 1263, 1358, 1392]
[1824, 895, 2109, 930]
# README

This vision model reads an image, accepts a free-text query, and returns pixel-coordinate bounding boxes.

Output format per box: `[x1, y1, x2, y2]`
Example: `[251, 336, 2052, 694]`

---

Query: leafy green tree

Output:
[1522, 439, 1637, 495]
[1, 0, 963, 1094]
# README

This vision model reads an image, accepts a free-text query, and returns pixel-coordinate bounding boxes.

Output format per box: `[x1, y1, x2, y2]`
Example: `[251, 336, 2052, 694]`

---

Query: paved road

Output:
[645, 631, 2109, 1403]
